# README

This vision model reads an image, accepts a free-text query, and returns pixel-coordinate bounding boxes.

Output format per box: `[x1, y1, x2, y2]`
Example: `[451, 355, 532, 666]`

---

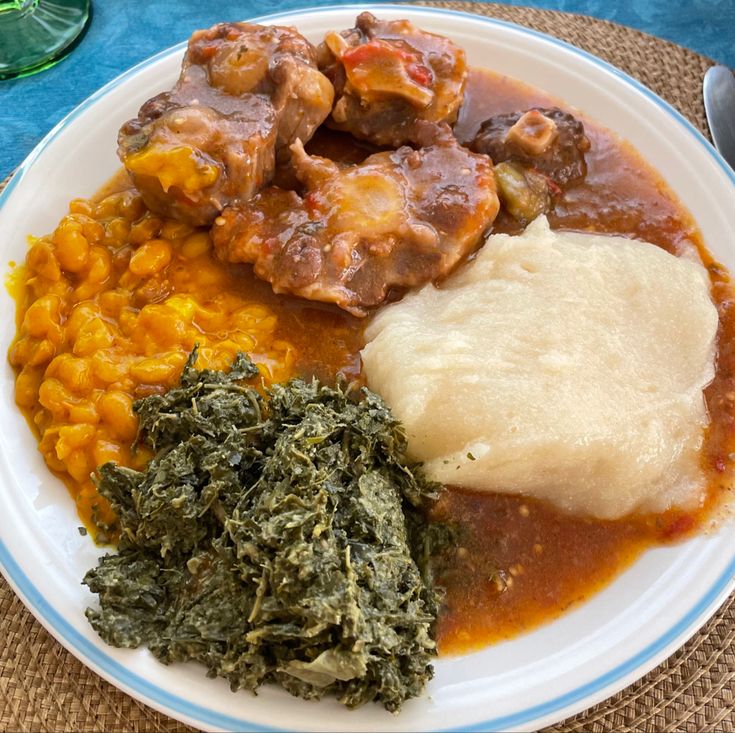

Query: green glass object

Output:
[0, 0, 90, 80]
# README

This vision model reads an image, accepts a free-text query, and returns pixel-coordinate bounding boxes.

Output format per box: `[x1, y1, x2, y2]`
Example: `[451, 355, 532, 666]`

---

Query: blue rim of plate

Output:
[2, 5, 735, 732]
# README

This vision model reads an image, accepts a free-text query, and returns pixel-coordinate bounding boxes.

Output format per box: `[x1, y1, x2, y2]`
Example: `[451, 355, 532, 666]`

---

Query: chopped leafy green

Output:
[84, 349, 442, 711]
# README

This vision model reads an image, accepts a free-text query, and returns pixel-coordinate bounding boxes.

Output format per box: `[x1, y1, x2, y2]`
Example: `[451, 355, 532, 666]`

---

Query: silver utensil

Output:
[703, 65, 735, 170]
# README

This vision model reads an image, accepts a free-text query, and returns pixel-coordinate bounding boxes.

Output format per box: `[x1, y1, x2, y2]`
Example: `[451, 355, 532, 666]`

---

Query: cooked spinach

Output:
[83, 349, 442, 711]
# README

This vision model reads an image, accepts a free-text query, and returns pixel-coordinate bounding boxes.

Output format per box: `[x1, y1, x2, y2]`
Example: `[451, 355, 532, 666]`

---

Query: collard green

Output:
[84, 350, 441, 711]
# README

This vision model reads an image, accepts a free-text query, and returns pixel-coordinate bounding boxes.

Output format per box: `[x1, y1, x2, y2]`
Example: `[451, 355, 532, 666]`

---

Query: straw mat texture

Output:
[0, 3, 731, 731]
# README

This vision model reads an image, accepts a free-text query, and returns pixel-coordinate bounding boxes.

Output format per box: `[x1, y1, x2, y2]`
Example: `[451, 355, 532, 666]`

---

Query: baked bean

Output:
[53, 355, 94, 393]
[160, 220, 194, 240]
[11, 187, 296, 532]
[40, 428, 66, 473]
[56, 423, 96, 459]
[73, 318, 115, 356]
[105, 217, 131, 246]
[15, 367, 43, 409]
[97, 391, 137, 442]
[130, 357, 178, 384]
[94, 193, 127, 219]
[91, 352, 130, 384]
[132, 275, 173, 305]
[27, 339, 56, 367]
[65, 303, 101, 343]
[120, 196, 146, 222]
[181, 231, 211, 258]
[27, 241, 61, 282]
[129, 213, 163, 244]
[11, 336, 57, 368]
[69, 198, 94, 217]
[93, 439, 124, 467]
[68, 401, 99, 425]
[66, 450, 92, 483]
[38, 378, 73, 420]
[137, 303, 194, 349]
[22, 294, 63, 342]
[80, 218, 105, 245]
[98, 290, 131, 319]
[86, 246, 113, 283]
[71, 247, 113, 301]
[129, 239, 173, 277]
[54, 220, 90, 273]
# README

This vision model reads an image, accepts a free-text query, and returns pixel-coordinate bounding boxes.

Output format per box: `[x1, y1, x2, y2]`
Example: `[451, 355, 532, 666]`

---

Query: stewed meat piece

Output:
[317, 12, 468, 147]
[470, 107, 590, 224]
[212, 125, 499, 316]
[118, 23, 334, 226]
[470, 107, 590, 187]
[119, 95, 276, 227]
[182, 22, 334, 150]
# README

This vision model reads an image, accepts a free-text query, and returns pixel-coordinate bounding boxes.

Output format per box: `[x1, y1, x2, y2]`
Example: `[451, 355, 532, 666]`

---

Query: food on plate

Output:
[470, 108, 590, 225]
[84, 351, 442, 711]
[318, 12, 467, 146]
[118, 23, 333, 226]
[212, 124, 499, 315]
[491, 162, 552, 225]
[8, 188, 298, 535]
[362, 217, 718, 519]
[471, 108, 590, 186]
[7, 11, 735, 707]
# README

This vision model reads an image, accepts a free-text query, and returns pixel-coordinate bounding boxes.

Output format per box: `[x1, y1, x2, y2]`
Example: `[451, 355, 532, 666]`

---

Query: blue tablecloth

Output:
[2, 0, 733, 180]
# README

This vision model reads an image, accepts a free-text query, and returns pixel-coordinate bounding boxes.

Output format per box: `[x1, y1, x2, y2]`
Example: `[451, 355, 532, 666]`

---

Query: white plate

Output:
[2, 5, 735, 731]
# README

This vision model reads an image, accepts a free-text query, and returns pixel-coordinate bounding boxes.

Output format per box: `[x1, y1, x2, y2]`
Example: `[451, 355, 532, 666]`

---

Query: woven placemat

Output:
[0, 3, 729, 731]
